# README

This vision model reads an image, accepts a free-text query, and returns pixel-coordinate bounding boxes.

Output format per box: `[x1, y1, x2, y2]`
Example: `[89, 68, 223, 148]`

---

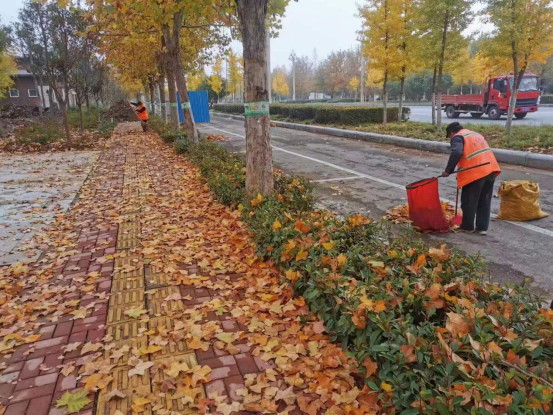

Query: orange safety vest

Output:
[456, 129, 501, 188]
[136, 104, 149, 121]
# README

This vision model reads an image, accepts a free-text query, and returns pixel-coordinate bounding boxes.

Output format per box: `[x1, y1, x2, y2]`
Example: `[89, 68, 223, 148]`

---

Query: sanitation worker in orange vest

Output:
[442, 122, 501, 235]
[130, 101, 149, 132]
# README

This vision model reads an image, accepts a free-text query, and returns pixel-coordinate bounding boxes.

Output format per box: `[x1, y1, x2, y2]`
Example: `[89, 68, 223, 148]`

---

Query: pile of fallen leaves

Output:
[386, 201, 459, 224]
[205, 134, 228, 142]
[175, 135, 553, 413]
[104, 100, 137, 122]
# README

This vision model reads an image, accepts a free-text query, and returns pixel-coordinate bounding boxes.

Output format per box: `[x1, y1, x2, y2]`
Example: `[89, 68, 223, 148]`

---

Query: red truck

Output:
[441, 74, 540, 120]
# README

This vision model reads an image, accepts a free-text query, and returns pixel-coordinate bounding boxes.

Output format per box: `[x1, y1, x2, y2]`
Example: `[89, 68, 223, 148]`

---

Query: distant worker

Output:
[130, 101, 149, 132]
[442, 122, 501, 235]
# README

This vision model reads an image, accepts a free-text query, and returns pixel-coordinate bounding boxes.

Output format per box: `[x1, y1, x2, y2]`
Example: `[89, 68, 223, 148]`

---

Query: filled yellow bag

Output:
[497, 180, 549, 221]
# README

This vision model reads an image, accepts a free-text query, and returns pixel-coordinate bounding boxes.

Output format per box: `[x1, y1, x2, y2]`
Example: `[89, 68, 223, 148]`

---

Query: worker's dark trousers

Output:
[461, 172, 497, 231]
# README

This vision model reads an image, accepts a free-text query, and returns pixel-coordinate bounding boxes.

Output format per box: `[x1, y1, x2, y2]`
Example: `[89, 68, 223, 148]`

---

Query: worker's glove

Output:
[441, 172, 450, 178]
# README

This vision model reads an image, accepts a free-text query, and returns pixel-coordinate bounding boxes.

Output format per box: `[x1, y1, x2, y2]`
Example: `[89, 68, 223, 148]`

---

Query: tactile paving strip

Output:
[151, 354, 204, 414]
[144, 273, 170, 289]
[107, 320, 150, 340]
[107, 304, 148, 324]
[146, 286, 180, 301]
[104, 337, 148, 367]
[148, 317, 190, 359]
[112, 277, 145, 292]
[96, 367, 152, 415]
[109, 289, 145, 307]
[117, 236, 140, 250]
[147, 287, 185, 316]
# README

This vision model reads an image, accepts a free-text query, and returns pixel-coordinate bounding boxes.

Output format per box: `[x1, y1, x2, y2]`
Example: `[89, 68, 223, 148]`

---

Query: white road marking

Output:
[312, 176, 364, 183]
[200, 124, 553, 239]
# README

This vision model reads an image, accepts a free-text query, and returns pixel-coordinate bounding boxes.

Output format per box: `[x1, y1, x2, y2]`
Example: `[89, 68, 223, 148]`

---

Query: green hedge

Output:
[161, 132, 553, 414]
[541, 95, 553, 104]
[213, 103, 410, 124]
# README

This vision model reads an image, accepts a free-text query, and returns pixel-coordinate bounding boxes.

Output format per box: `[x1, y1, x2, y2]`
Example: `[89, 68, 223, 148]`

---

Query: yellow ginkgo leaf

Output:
[322, 242, 335, 251]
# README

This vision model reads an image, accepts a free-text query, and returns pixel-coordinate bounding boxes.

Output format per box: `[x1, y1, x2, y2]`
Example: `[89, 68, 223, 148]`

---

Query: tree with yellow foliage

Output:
[452, 48, 475, 94]
[360, 0, 404, 124]
[187, 71, 204, 92]
[272, 69, 289, 100]
[484, 0, 553, 135]
[209, 59, 224, 103]
[348, 76, 360, 100]
[226, 50, 243, 102]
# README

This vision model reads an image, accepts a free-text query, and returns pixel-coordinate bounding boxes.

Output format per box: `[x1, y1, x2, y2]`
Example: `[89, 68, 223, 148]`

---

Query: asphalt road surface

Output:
[200, 115, 553, 300]
[409, 105, 553, 126]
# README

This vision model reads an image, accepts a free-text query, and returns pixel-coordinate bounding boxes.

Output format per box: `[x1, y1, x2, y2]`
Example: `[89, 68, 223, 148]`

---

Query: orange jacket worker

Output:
[130, 101, 149, 131]
[442, 122, 501, 235]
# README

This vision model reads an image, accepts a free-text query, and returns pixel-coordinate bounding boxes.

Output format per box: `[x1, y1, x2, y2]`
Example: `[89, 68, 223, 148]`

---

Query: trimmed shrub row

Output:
[541, 95, 553, 104]
[213, 103, 410, 124]
[157, 128, 553, 414]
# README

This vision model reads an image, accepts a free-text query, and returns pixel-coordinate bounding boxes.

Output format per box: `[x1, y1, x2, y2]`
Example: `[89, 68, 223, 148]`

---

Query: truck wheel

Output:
[488, 106, 501, 120]
[470, 113, 483, 119]
[515, 113, 527, 119]
[446, 106, 460, 119]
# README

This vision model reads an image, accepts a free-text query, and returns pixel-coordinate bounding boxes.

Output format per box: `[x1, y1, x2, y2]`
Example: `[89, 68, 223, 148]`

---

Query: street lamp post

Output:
[289, 51, 296, 101]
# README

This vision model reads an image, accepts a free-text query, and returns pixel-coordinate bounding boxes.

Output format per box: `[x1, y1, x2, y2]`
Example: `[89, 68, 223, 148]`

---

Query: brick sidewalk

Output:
[1, 125, 374, 415]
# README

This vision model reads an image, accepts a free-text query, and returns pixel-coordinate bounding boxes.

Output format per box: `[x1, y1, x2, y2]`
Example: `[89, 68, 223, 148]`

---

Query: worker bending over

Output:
[442, 122, 501, 235]
[130, 101, 149, 132]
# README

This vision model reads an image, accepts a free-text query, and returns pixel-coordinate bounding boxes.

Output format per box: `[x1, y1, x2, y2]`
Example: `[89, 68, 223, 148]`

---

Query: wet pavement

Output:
[0, 151, 98, 265]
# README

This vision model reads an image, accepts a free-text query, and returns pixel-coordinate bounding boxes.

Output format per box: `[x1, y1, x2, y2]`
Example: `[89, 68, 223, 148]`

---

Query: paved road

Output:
[409, 105, 553, 126]
[200, 115, 553, 300]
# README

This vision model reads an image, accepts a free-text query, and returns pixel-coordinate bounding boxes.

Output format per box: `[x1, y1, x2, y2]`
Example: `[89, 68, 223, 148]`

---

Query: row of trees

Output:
[90, 0, 295, 194]
[4, 1, 116, 144]
[360, 0, 553, 133]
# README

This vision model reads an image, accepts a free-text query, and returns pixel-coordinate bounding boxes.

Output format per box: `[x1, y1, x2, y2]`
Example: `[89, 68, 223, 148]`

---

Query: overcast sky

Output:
[1, 0, 362, 69]
[2, 0, 485, 73]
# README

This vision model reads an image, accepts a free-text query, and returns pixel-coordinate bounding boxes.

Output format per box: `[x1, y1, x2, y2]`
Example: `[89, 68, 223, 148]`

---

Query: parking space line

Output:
[312, 176, 363, 183]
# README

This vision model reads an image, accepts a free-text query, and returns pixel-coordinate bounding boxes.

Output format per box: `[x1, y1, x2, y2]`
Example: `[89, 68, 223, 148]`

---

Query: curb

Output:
[212, 113, 553, 170]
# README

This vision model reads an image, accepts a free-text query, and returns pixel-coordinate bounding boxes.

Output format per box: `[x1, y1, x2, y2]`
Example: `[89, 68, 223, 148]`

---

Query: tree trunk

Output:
[78, 104, 84, 132]
[460, 85, 463, 94]
[382, 70, 388, 124]
[399, 74, 405, 122]
[236, 0, 274, 195]
[162, 17, 198, 142]
[506, 67, 525, 137]
[61, 75, 72, 147]
[506, 42, 522, 137]
[431, 66, 437, 125]
[148, 80, 156, 116]
[85, 95, 90, 111]
[31, 74, 43, 117]
[158, 75, 167, 123]
[436, 11, 450, 130]
[166, 65, 179, 130]
[39, 75, 47, 110]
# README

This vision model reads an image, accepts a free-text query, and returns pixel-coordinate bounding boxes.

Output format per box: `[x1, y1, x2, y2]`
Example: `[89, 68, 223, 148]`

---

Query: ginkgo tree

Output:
[272, 69, 289, 100]
[483, 0, 553, 136]
[348, 76, 360, 99]
[360, 0, 404, 124]
[209, 58, 224, 103]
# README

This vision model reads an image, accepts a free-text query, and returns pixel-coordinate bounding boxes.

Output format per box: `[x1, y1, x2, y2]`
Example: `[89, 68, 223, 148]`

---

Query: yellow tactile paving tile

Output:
[146, 286, 180, 301]
[109, 289, 145, 307]
[144, 273, 170, 288]
[117, 236, 140, 250]
[104, 337, 149, 367]
[147, 299, 185, 317]
[96, 367, 153, 415]
[107, 303, 146, 324]
[148, 317, 191, 359]
[151, 354, 203, 414]
[107, 320, 149, 340]
[112, 277, 145, 292]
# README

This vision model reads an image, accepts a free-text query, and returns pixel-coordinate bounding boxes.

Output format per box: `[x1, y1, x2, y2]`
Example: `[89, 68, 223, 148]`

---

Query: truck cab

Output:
[442, 74, 540, 120]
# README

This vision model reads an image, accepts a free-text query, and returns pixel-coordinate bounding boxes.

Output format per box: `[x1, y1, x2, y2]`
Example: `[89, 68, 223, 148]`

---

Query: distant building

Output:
[0, 57, 76, 108]
[309, 92, 331, 100]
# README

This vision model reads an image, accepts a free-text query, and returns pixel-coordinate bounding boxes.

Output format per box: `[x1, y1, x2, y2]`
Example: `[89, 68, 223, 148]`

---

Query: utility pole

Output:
[289, 51, 296, 101]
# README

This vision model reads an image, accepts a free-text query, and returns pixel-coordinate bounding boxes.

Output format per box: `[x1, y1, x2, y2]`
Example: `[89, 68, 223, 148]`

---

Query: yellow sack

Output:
[497, 180, 548, 221]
